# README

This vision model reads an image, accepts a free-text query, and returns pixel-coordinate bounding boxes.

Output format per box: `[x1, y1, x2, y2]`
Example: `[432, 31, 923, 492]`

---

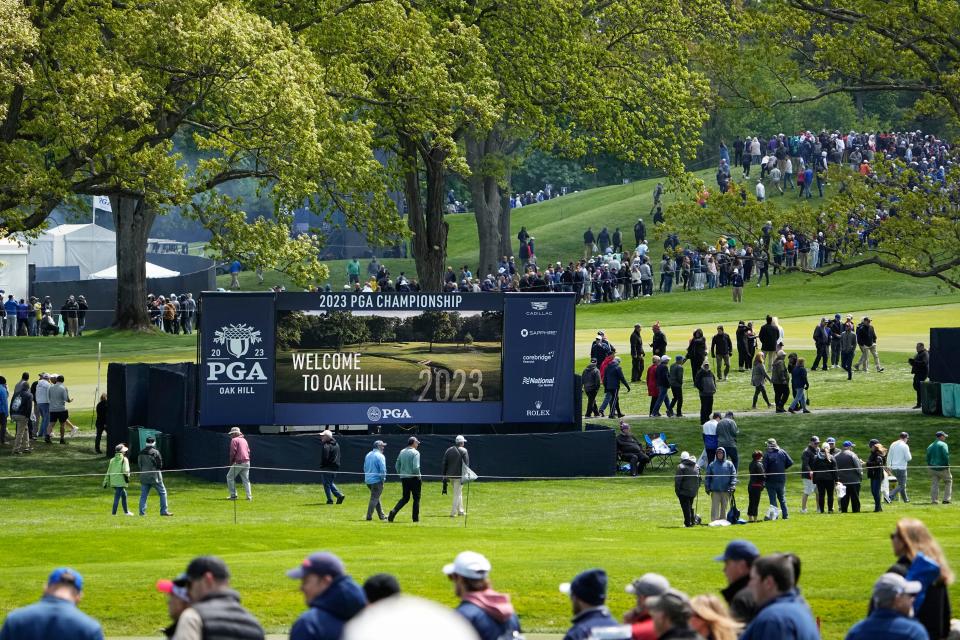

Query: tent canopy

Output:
[90, 261, 180, 280]
[25, 223, 117, 278]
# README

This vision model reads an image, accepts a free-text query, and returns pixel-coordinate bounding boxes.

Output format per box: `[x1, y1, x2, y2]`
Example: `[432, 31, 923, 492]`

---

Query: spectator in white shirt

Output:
[887, 432, 913, 503]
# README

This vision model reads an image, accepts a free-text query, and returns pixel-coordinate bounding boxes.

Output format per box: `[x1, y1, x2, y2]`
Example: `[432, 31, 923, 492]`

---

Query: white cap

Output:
[455, 435, 466, 444]
[442, 551, 491, 579]
[320, 429, 333, 438]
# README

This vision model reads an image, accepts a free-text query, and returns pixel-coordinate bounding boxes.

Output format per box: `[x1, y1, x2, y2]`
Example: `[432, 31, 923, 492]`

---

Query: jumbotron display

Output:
[198, 291, 574, 426]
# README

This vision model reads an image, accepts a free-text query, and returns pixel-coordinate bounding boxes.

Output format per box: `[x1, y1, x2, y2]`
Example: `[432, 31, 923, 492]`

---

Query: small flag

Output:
[93, 196, 112, 212]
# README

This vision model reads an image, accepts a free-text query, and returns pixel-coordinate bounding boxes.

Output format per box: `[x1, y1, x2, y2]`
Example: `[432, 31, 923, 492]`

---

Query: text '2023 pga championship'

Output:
[198, 292, 575, 426]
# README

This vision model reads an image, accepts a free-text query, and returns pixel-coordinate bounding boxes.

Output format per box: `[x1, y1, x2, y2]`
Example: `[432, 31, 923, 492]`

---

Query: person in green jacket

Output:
[103, 444, 134, 516]
[388, 437, 422, 523]
[926, 431, 952, 504]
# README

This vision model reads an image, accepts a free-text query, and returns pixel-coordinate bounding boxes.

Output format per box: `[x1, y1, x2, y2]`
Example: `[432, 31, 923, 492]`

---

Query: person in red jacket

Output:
[646, 356, 661, 417]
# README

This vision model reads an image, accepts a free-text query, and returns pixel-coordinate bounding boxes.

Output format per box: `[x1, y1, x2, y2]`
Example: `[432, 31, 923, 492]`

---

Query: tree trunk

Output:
[111, 194, 156, 330]
[402, 135, 448, 292]
[466, 133, 503, 278]
[466, 129, 517, 276]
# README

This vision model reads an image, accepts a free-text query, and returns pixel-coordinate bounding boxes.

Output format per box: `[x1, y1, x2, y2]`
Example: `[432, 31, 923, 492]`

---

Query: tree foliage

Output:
[0, 0, 403, 327]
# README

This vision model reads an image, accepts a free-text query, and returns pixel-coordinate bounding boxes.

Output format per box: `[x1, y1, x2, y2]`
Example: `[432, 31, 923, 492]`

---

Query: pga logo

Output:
[206, 324, 268, 382]
[367, 406, 412, 422]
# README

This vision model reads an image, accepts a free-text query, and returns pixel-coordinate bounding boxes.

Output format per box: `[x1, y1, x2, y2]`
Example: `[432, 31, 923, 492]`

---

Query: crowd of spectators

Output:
[0, 293, 88, 337]
[4, 519, 952, 640]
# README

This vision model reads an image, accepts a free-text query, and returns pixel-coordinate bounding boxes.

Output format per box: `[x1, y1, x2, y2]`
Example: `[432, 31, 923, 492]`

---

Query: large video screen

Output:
[275, 309, 503, 403]
[198, 291, 575, 426]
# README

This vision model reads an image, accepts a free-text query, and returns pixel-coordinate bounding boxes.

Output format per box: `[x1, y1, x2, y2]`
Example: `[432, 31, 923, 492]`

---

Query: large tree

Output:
[455, 0, 731, 276]
[266, 0, 500, 291]
[0, 0, 403, 328]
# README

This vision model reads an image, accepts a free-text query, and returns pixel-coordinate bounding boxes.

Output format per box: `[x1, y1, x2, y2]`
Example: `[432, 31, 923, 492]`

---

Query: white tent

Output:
[0, 237, 29, 299]
[89, 262, 180, 280]
[26, 223, 117, 278]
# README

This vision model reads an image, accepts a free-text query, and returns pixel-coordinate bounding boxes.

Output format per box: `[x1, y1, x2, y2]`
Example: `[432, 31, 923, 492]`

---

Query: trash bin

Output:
[944, 383, 960, 418]
[126, 427, 161, 467]
[921, 382, 942, 416]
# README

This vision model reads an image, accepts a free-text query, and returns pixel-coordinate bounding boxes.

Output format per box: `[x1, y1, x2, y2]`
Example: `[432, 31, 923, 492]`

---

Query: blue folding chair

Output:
[644, 432, 679, 470]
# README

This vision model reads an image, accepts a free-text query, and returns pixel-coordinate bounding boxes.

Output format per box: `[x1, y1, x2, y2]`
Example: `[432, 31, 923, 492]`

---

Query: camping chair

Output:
[644, 432, 679, 470]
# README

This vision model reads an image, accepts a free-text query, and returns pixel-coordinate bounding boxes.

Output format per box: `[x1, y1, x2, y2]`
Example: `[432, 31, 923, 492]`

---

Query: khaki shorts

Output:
[802, 478, 816, 496]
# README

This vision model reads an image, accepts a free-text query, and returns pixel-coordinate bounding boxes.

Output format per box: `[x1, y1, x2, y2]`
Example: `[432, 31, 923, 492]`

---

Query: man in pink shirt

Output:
[226, 427, 252, 500]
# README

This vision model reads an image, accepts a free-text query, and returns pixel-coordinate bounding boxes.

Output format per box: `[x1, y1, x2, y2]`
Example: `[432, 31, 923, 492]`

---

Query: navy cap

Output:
[48, 568, 84, 592]
[843, 440, 855, 448]
[287, 552, 345, 580]
[560, 569, 607, 606]
[868, 439, 880, 447]
[714, 540, 760, 563]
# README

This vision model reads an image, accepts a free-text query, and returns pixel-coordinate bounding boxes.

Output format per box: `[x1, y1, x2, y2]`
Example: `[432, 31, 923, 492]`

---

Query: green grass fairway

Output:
[1, 413, 959, 639]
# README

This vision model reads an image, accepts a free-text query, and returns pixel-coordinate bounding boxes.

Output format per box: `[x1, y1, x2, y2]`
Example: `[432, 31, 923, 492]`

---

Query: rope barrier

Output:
[0, 462, 954, 482]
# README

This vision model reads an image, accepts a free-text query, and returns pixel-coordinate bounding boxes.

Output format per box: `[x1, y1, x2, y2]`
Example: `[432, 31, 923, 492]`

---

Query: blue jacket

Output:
[0, 595, 104, 640]
[456, 600, 522, 640]
[363, 449, 386, 484]
[289, 575, 366, 640]
[741, 591, 819, 640]
[0, 385, 8, 416]
[762, 448, 794, 487]
[3, 299, 17, 314]
[705, 449, 738, 493]
[845, 608, 928, 640]
[563, 606, 618, 640]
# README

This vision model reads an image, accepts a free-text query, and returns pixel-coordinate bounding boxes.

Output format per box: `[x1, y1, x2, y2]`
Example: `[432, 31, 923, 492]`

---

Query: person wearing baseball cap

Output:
[560, 568, 617, 640]
[845, 573, 926, 640]
[0, 568, 103, 640]
[715, 540, 760, 623]
[319, 429, 345, 506]
[591, 331, 612, 363]
[442, 436, 470, 517]
[887, 432, 912, 503]
[836, 440, 864, 513]
[363, 440, 388, 521]
[443, 551, 520, 640]
[287, 552, 366, 640]
[623, 573, 670, 640]
[103, 444, 134, 516]
[926, 430, 952, 504]
[388, 437, 422, 522]
[226, 427, 252, 501]
[173, 555, 264, 640]
[675, 451, 702, 527]
[156, 575, 191, 637]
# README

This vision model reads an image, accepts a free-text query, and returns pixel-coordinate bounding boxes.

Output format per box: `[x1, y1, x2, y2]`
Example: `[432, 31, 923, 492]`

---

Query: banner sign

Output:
[199, 292, 276, 426]
[502, 293, 576, 423]
[198, 291, 574, 427]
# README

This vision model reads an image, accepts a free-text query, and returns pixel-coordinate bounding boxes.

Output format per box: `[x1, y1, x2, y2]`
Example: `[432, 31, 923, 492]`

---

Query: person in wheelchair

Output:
[617, 422, 650, 476]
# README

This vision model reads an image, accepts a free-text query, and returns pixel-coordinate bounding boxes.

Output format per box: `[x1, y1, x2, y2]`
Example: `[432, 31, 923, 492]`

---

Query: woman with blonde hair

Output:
[689, 594, 741, 640]
[888, 518, 953, 639]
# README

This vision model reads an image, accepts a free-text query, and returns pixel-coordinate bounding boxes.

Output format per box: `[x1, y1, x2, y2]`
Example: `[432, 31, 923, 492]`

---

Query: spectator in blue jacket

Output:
[444, 551, 522, 640]
[705, 447, 739, 521]
[741, 554, 818, 640]
[845, 573, 927, 640]
[0, 568, 104, 640]
[762, 439, 794, 519]
[598, 358, 629, 418]
[363, 441, 388, 521]
[561, 569, 618, 640]
[287, 552, 367, 640]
